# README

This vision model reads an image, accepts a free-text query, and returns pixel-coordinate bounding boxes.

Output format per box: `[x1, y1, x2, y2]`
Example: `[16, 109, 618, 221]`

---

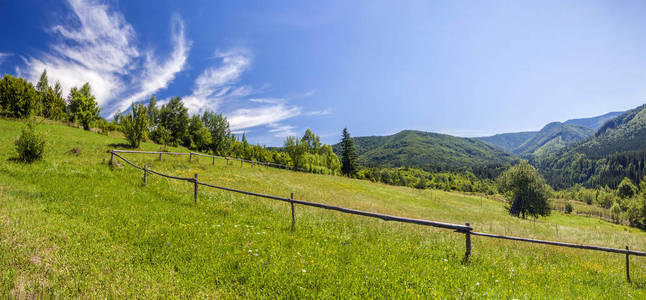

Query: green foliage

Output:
[302, 129, 321, 153]
[340, 128, 359, 177]
[565, 201, 574, 214]
[42, 81, 66, 120]
[158, 97, 189, 146]
[35, 69, 49, 117]
[616, 177, 637, 199]
[67, 83, 100, 130]
[284, 136, 308, 169]
[577, 189, 596, 205]
[149, 125, 171, 146]
[201, 110, 231, 155]
[610, 202, 622, 223]
[14, 120, 45, 162]
[121, 103, 149, 148]
[187, 115, 212, 152]
[334, 130, 515, 176]
[514, 122, 593, 157]
[147, 95, 159, 128]
[0, 74, 38, 118]
[357, 167, 496, 194]
[498, 162, 551, 218]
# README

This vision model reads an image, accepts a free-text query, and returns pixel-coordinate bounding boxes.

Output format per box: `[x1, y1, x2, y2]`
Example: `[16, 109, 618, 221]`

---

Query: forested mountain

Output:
[513, 122, 593, 157]
[563, 111, 625, 130]
[332, 130, 516, 176]
[477, 112, 620, 157]
[534, 104, 646, 189]
[475, 131, 537, 153]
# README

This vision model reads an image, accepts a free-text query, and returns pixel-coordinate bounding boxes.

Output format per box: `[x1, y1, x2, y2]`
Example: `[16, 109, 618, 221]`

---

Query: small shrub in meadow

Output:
[565, 201, 574, 214]
[15, 121, 45, 162]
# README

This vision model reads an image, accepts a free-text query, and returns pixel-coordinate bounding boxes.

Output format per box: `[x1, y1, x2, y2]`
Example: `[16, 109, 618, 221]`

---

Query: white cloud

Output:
[183, 50, 251, 114]
[113, 15, 190, 116]
[0, 53, 12, 64]
[227, 104, 302, 131]
[268, 124, 298, 137]
[20, 0, 189, 117]
[249, 98, 284, 104]
[305, 108, 331, 116]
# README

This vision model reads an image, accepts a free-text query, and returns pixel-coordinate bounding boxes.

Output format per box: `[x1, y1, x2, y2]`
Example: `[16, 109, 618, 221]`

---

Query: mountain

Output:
[535, 104, 646, 188]
[477, 123, 593, 157]
[513, 122, 594, 157]
[476, 111, 623, 156]
[333, 130, 516, 175]
[563, 111, 625, 130]
[476, 131, 537, 153]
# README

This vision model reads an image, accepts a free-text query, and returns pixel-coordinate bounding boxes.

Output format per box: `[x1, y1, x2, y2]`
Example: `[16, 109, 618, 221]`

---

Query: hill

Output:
[475, 131, 537, 153]
[2, 119, 645, 297]
[333, 130, 516, 174]
[513, 122, 594, 157]
[564, 111, 626, 130]
[535, 104, 646, 188]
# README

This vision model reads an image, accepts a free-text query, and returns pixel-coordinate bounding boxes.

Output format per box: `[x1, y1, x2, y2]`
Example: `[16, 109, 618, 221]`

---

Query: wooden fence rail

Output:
[110, 150, 645, 282]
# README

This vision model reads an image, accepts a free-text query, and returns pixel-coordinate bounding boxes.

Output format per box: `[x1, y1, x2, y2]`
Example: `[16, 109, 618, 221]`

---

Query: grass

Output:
[1, 118, 646, 298]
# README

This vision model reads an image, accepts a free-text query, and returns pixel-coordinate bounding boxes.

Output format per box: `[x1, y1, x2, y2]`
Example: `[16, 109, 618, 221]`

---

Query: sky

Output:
[2, 0, 646, 146]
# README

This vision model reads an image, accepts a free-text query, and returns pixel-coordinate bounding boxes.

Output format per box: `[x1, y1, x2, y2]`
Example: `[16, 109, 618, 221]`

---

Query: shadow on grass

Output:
[108, 142, 135, 149]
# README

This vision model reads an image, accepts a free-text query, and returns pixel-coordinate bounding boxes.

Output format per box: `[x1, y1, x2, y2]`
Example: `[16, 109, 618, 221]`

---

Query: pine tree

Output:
[35, 69, 49, 117]
[147, 95, 159, 127]
[340, 128, 359, 176]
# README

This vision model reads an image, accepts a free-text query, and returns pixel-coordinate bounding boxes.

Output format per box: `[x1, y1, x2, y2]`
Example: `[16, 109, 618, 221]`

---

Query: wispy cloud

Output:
[305, 108, 331, 116]
[227, 104, 302, 131]
[19, 0, 189, 117]
[268, 124, 298, 137]
[0, 53, 12, 64]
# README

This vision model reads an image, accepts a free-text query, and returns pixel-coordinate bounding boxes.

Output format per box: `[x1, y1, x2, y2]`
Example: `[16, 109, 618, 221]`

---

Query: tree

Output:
[617, 177, 637, 199]
[121, 103, 149, 148]
[187, 115, 212, 151]
[610, 202, 622, 223]
[0, 74, 38, 118]
[302, 129, 321, 153]
[158, 97, 189, 146]
[43, 81, 66, 120]
[497, 161, 551, 218]
[284, 136, 307, 169]
[340, 128, 359, 176]
[67, 83, 100, 130]
[201, 110, 232, 155]
[15, 120, 46, 162]
[147, 95, 159, 127]
[35, 69, 49, 117]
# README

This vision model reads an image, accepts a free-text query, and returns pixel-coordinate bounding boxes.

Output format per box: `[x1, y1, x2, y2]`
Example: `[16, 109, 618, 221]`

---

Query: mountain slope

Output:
[513, 122, 594, 156]
[333, 130, 516, 173]
[475, 131, 537, 153]
[564, 111, 625, 130]
[535, 104, 646, 188]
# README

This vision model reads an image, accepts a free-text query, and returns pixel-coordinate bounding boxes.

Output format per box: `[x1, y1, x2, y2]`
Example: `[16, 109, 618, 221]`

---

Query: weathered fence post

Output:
[194, 174, 198, 203]
[212, 156, 215, 165]
[143, 165, 147, 185]
[110, 151, 114, 165]
[226, 158, 229, 166]
[159, 152, 162, 161]
[241, 159, 243, 167]
[189, 152, 192, 162]
[291, 193, 296, 230]
[465, 222, 471, 262]
[626, 246, 631, 283]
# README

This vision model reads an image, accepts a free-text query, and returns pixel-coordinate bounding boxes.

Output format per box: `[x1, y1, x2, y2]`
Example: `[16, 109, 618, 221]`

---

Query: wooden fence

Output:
[110, 150, 646, 283]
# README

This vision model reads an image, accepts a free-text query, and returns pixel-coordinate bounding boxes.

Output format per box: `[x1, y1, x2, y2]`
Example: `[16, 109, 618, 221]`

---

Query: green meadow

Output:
[1, 118, 646, 298]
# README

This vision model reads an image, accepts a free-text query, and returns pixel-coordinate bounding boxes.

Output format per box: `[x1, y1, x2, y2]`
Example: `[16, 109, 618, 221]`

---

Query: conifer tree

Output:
[340, 128, 359, 176]
[35, 69, 49, 117]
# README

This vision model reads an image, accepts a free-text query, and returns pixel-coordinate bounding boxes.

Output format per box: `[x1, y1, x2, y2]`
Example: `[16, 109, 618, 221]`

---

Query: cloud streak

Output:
[20, 0, 189, 117]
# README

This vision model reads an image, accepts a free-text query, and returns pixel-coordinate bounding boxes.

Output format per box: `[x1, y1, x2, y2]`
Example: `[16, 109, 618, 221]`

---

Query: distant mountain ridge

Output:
[476, 111, 624, 157]
[535, 104, 646, 188]
[332, 130, 516, 175]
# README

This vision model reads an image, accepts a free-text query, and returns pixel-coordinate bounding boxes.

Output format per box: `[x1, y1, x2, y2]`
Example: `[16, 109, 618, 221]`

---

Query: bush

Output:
[610, 202, 622, 223]
[15, 121, 45, 162]
[565, 201, 574, 214]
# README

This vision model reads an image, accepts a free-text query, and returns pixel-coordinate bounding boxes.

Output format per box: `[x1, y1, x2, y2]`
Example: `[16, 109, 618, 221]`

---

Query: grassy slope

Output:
[1, 119, 646, 298]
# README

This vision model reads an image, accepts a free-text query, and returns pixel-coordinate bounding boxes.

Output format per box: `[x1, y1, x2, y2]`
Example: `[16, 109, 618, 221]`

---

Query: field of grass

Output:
[1, 118, 646, 298]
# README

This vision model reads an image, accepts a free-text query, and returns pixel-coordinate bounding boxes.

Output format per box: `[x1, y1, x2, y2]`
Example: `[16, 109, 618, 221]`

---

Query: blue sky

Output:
[2, 0, 646, 146]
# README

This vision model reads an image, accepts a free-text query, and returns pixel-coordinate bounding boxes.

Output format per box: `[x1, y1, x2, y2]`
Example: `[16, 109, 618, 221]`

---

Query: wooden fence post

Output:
[465, 222, 471, 262]
[226, 158, 229, 166]
[241, 160, 243, 167]
[110, 151, 114, 165]
[159, 152, 162, 161]
[189, 152, 192, 162]
[212, 156, 215, 165]
[194, 174, 198, 203]
[143, 165, 147, 185]
[626, 246, 631, 283]
[291, 193, 295, 230]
